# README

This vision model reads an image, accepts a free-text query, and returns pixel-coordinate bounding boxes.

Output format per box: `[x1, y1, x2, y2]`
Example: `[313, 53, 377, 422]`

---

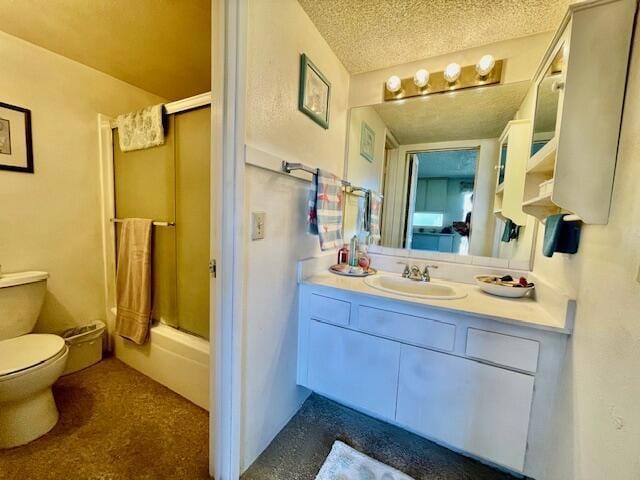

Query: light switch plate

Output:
[252, 211, 266, 240]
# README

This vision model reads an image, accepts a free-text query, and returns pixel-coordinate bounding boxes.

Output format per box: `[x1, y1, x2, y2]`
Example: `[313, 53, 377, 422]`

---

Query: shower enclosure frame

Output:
[97, 93, 215, 426]
[98, 91, 212, 338]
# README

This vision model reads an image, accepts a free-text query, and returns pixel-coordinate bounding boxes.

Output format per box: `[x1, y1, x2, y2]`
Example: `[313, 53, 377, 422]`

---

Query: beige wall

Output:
[0, 31, 165, 334]
[245, 0, 349, 174]
[348, 32, 554, 108]
[531, 20, 640, 480]
[241, 0, 350, 471]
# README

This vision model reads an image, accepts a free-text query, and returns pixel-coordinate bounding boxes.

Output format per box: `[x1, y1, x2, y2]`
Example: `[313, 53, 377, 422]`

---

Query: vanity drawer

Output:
[308, 293, 350, 327]
[466, 328, 539, 373]
[357, 306, 455, 351]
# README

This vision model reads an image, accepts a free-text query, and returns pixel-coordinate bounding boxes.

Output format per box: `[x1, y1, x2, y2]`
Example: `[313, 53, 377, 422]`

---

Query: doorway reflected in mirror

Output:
[407, 148, 478, 255]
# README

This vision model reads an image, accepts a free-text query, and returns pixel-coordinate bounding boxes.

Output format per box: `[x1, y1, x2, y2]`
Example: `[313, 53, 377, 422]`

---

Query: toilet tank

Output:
[0, 271, 48, 341]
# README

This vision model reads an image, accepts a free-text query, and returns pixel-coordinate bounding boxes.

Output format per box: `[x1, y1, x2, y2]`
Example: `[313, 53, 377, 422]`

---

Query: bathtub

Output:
[109, 308, 209, 410]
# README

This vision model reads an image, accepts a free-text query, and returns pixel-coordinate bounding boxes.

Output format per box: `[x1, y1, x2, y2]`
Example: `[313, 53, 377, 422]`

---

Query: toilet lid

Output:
[0, 334, 65, 376]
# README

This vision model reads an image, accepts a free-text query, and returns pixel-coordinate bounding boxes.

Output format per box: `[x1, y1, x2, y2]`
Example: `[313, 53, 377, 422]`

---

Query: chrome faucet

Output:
[421, 264, 439, 282]
[398, 262, 411, 279]
[398, 262, 434, 282]
[409, 265, 423, 281]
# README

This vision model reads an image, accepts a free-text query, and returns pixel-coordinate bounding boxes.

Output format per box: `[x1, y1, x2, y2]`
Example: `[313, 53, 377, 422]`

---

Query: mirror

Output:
[531, 45, 565, 155]
[344, 81, 538, 264]
[498, 141, 508, 187]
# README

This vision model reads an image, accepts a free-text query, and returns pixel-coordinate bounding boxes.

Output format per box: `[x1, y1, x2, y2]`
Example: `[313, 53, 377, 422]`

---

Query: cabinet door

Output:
[396, 345, 534, 472]
[437, 235, 454, 253]
[307, 320, 400, 419]
[411, 234, 438, 251]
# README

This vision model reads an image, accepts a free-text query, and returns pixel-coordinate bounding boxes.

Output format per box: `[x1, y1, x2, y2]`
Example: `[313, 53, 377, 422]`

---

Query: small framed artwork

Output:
[0, 102, 33, 173]
[298, 54, 331, 129]
[360, 122, 375, 162]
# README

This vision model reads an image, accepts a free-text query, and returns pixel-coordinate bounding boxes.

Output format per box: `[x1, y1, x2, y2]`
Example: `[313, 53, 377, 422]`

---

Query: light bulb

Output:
[444, 63, 461, 83]
[413, 69, 430, 88]
[386, 75, 402, 93]
[476, 54, 495, 77]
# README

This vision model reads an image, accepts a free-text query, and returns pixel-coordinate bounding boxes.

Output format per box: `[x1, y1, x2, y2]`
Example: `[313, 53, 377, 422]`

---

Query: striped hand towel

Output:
[365, 190, 383, 242]
[307, 169, 344, 250]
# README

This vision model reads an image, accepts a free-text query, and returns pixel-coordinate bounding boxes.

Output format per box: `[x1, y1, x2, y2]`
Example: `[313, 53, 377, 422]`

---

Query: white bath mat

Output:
[316, 441, 415, 480]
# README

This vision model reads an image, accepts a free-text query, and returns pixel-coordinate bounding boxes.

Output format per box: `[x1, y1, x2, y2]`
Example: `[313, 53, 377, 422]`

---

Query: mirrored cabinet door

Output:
[498, 141, 508, 187]
[530, 45, 565, 156]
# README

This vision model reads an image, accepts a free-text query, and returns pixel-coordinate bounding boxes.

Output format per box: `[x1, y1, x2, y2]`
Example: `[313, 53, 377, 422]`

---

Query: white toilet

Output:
[0, 271, 69, 449]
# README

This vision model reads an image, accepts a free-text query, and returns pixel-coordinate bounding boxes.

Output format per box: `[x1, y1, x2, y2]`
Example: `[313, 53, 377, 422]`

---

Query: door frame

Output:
[211, 0, 247, 478]
[96, 94, 213, 344]
[400, 145, 481, 253]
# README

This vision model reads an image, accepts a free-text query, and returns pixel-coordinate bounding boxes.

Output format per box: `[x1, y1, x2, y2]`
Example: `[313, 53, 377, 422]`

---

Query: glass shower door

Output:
[113, 117, 178, 328]
[175, 107, 211, 339]
[113, 106, 211, 339]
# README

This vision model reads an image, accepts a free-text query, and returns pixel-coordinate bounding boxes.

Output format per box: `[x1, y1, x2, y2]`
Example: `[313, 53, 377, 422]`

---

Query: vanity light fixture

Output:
[444, 63, 461, 83]
[383, 59, 503, 102]
[385, 75, 402, 93]
[476, 54, 496, 77]
[413, 69, 430, 88]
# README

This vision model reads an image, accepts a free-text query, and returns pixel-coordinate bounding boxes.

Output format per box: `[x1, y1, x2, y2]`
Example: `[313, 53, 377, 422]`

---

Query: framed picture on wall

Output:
[298, 54, 331, 129]
[360, 122, 375, 162]
[0, 102, 33, 173]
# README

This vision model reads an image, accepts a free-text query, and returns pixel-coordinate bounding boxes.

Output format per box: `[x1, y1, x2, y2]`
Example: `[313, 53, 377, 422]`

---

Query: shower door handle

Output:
[209, 259, 216, 278]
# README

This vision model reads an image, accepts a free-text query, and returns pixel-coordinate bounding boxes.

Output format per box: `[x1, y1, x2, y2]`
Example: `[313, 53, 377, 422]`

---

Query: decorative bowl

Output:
[474, 275, 534, 298]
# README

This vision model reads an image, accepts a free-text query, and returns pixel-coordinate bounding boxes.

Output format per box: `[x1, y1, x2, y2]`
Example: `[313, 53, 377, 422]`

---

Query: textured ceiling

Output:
[298, 0, 571, 74]
[417, 149, 477, 178]
[0, 0, 210, 100]
[372, 81, 530, 144]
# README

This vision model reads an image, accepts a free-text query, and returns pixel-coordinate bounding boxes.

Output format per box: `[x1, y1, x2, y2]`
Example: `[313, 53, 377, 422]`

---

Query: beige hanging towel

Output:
[116, 104, 165, 151]
[115, 218, 153, 345]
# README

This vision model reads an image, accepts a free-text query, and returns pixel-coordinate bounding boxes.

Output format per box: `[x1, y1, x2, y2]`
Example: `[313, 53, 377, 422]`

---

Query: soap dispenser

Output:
[348, 235, 359, 266]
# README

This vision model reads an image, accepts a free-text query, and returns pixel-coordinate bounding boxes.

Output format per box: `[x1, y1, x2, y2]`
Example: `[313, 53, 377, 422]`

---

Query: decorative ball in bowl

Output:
[474, 275, 535, 298]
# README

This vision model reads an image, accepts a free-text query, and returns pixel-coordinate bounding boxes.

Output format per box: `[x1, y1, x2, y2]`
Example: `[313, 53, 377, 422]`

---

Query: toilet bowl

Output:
[0, 271, 69, 449]
[0, 334, 69, 448]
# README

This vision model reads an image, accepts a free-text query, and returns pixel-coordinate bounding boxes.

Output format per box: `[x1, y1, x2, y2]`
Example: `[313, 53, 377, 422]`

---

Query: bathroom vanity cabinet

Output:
[297, 281, 570, 477]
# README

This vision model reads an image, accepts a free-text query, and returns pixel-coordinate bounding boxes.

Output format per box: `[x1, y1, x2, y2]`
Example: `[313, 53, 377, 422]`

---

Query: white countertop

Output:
[302, 271, 571, 334]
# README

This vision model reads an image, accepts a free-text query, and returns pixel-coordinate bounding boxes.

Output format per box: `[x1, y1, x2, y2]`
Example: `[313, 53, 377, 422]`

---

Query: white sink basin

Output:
[364, 274, 466, 300]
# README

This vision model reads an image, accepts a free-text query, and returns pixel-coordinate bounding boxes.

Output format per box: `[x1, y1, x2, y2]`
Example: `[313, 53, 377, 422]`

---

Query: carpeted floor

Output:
[0, 357, 210, 480]
[241, 394, 516, 480]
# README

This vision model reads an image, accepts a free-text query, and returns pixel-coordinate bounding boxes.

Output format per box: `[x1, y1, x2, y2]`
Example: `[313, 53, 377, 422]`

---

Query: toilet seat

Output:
[0, 334, 66, 377]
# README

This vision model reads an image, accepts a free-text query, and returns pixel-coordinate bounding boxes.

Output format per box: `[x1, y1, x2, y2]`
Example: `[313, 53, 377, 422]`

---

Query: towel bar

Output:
[346, 185, 384, 199]
[110, 218, 175, 227]
[282, 161, 351, 187]
[281, 161, 382, 198]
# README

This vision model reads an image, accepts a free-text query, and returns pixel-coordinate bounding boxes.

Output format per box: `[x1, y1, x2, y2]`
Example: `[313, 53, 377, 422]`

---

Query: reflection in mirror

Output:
[407, 148, 477, 255]
[531, 45, 565, 155]
[498, 142, 508, 186]
[344, 81, 538, 264]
